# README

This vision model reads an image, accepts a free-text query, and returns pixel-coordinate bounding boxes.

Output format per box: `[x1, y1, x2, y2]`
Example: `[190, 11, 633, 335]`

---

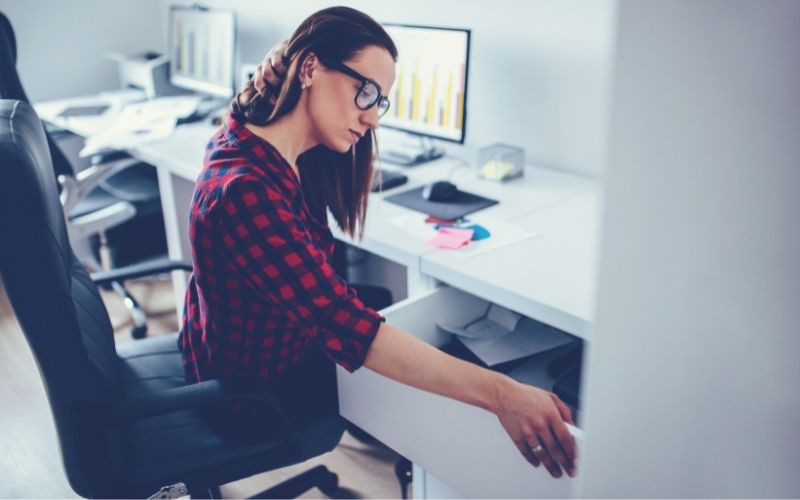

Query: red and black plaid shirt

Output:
[178, 115, 383, 386]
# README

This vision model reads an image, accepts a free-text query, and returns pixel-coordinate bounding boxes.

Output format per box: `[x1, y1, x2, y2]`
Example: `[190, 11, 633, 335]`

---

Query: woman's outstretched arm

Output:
[364, 322, 578, 478]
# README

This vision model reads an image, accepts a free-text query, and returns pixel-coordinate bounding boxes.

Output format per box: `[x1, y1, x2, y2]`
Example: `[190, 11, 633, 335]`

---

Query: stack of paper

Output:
[80, 96, 201, 157]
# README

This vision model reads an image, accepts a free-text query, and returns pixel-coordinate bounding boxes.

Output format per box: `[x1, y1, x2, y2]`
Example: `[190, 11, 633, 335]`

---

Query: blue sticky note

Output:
[465, 224, 491, 240]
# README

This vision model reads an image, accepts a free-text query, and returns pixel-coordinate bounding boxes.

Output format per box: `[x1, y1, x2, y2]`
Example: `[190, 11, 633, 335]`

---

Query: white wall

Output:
[0, 1, 614, 176]
[579, 0, 800, 497]
[156, 0, 615, 177]
[0, 0, 163, 101]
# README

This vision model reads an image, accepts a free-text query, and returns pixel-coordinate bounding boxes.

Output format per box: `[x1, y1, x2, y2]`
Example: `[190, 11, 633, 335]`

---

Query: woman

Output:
[179, 6, 577, 479]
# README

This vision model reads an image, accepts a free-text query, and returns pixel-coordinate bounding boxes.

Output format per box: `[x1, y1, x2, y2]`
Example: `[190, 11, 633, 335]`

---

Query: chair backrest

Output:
[0, 99, 122, 497]
[0, 11, 74, 179]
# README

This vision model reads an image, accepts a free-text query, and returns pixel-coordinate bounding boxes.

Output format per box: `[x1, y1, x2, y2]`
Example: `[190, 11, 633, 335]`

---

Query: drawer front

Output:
[338, 286, 580, 498]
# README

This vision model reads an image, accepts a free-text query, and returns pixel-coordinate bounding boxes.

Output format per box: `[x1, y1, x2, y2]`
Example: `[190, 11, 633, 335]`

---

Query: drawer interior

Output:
[338, 285, 584, 498]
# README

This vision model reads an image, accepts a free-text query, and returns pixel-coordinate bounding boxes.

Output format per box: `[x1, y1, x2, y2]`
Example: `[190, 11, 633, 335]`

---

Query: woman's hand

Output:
[495, 379, 578, 478]
[253, 40, 289, 104]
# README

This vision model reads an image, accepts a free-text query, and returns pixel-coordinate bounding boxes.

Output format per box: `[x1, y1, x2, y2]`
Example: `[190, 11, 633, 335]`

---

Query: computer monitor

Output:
[380, 24, 471, 166]
[168, 5, 236, 99]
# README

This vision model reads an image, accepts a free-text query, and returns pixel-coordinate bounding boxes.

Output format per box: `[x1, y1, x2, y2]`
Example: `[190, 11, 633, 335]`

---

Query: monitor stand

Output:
[175, 95, 230, 125]
[196, 96, 230, 117]
[380, 135, 444, 167]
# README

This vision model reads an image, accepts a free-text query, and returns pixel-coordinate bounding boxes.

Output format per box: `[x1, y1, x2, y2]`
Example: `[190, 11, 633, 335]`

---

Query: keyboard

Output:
[371, 170, 408, 192]
[381, 148, 444, 166]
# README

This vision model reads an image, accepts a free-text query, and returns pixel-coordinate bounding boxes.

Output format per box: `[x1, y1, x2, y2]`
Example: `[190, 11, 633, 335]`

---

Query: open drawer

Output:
[337, 286, 582, 498]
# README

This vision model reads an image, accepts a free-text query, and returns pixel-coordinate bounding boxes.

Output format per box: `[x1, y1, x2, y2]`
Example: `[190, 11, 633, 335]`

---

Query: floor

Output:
[0, 275, 405, 499]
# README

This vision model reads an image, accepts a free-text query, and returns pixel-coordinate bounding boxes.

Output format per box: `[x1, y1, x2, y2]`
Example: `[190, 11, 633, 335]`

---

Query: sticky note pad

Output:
[425, 215, 459, 224]
[433, 223, 491, 241]
[427, 227, 474, 249]
[480, 160, 516, 181]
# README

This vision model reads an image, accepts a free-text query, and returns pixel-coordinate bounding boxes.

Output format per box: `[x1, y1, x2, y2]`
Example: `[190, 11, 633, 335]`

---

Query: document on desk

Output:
[98, 88, 147, 106]
[80, 96, 201, 157]
[437, 304, 573, 366]
[389, 212, 536, 257]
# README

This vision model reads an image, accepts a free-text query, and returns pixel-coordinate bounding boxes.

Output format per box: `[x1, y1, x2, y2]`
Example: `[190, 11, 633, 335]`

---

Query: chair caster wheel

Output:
[131, 324, 148, 339]
[318, 471, 339, 496]
[395, 458, 412, 499]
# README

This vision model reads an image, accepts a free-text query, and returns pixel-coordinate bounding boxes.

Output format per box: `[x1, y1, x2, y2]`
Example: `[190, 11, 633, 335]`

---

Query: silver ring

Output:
[531, 444, 544, 454]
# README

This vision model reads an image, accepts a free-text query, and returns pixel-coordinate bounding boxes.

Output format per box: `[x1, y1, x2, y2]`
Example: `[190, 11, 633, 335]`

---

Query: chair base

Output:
[249, 465, 338, 499]
[189, 465, 338, 499]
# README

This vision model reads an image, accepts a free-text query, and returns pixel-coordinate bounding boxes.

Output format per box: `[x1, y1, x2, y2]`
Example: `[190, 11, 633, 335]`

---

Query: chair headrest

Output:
[0, 99, 72, 285]
[0, 12, 17, 64]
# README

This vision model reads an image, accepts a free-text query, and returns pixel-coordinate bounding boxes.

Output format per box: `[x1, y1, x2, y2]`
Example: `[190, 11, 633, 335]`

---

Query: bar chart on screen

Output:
[383, 25, 470, 143]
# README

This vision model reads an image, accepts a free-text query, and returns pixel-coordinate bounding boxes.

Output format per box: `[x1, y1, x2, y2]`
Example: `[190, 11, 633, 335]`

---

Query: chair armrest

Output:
[102, 379, 300, 445]
[68, 200, 136, 240]
[90, 258, 193, 286]
[91, 150, 130, 165]
[44, 122, 70, 137]
[59, 157, 141, 214]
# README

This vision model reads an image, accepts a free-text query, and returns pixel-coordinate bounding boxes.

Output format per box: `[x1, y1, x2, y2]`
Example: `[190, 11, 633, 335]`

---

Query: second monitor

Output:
[168, 4, 236, 119]
[380, 24, 471, 166]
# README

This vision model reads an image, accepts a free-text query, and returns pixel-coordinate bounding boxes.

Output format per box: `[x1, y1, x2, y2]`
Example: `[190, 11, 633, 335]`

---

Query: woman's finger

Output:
[549, 422, 577, 477]
[550, 393, 574, 425]
[514, 439, 541, 468]
[529, 438, 562, 479]
[269, 53, 287, 76]
[263, 60, 282, 87]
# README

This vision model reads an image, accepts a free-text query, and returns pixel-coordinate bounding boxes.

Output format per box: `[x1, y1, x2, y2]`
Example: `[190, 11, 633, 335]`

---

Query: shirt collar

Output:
[223, 114, 301, 193]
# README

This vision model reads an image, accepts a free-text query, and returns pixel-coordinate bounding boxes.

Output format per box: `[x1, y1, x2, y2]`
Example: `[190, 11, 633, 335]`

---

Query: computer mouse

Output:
[422, 181, 458, 202]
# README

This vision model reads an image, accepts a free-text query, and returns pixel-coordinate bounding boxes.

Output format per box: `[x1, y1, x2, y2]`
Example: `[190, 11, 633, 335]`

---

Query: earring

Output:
[301, 82, 309, 90]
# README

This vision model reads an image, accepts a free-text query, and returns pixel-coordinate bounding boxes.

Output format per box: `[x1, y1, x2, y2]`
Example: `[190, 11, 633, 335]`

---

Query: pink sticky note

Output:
[427, 227, 474, 249]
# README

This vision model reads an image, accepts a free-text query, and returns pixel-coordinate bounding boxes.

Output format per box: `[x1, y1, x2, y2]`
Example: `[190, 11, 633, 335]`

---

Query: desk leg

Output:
[156, 167, 193, 314]
[406, 269, 451, 499]
[406, 267, 436, 296]
[412, 465, 464, 499]
[412, 464, 427, 499]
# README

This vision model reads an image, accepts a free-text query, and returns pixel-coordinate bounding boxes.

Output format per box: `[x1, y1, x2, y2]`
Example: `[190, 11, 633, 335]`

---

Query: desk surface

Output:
[332, 159, 598, 270]
[36, 93, 602, 337]
[422, 190, 602, 339]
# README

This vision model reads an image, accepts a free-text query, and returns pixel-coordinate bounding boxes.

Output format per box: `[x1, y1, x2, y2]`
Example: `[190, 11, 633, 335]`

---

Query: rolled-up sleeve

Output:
[217, 176, 383, 372]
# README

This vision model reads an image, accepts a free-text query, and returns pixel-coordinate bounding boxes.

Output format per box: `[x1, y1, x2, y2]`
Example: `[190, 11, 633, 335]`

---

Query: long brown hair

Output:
[230, 6, 397, 239]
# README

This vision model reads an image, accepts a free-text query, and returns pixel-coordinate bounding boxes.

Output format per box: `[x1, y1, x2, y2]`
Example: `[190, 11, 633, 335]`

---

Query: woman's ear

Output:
[299, 53, 318, 88]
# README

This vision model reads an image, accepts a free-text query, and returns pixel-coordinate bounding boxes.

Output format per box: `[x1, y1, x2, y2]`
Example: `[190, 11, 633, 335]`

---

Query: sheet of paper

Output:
[390, 212, 438, 240]
[450, 214, 537, 258]
[81, 116, 176, 157]
[437, 303, 522, 340]
[99, 88, 147, 106]
[459, 318, 574, 366]
[389, 212, 536, 256]
[485, 303, 523, 332]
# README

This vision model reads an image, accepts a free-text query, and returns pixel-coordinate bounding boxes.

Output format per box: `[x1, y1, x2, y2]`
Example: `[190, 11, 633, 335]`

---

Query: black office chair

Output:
[0, 11, 167, 339]
[0, 99, 346, 498]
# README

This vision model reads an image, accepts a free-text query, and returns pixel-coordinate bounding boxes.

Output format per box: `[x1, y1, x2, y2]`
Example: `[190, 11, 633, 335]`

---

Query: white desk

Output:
[421, 190, 602, 340]
[332, 157, 597, 294]
[37, 93, 602, 498]
[336, 190, 601, 498]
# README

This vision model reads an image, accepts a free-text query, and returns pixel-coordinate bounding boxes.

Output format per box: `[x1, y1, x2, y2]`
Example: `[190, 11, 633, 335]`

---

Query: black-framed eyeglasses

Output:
[319, 58, 391, 118]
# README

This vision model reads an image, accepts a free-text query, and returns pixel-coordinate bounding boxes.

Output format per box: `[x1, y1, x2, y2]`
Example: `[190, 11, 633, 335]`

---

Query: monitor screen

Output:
[168, 6, 236, 98]
[381, 24, 471, 144]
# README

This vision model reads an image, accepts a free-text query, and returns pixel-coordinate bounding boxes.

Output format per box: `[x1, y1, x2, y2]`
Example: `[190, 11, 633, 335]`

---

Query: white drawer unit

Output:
[337, 286, 582, 498]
